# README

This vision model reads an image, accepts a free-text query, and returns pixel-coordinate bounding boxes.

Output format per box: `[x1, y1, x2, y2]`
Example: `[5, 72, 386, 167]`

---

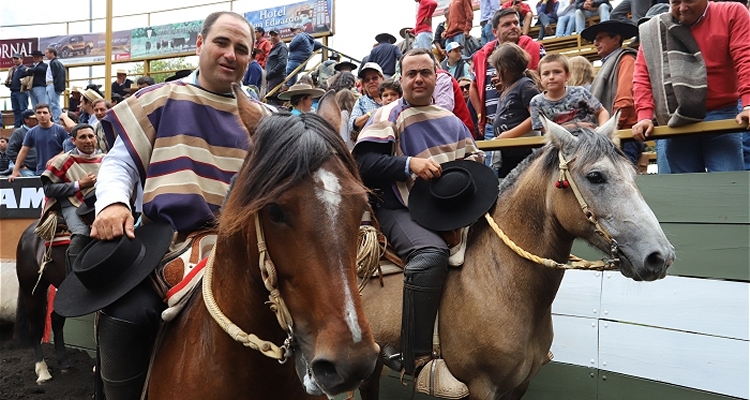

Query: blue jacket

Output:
[288, 32, 322, 63]
[243, 60, 263, 88]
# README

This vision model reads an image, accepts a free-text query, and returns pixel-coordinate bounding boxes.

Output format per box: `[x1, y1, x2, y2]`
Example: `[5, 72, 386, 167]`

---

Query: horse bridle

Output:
[485, 150, 621, 271]
[202, 213, 294, 363]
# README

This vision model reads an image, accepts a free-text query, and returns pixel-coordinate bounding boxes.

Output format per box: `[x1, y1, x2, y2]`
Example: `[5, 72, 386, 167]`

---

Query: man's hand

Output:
[736, 107, 750, 126]
[410, 158, 442, 181]
[631, 119, 654, 142]
[78, 172, 97, 189]
[7, 170, 20, 182]
[91, 203, 135, 240]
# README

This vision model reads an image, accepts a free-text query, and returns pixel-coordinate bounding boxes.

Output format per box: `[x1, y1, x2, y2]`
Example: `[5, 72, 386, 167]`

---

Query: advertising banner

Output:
[0, 177, 43, 220]
[245, 0, 333, 41]
[0, 38, 40, 69]
[130, 20, 202, 59]
[39, 30, 132, 65]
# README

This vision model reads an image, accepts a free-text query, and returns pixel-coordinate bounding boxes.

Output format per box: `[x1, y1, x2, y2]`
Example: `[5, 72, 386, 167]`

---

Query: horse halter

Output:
[202, 213, 294, 363]
[485, 150, 620, 271]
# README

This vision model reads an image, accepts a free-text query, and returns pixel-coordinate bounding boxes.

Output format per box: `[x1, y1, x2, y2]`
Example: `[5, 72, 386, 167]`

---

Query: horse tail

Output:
[14, 221, 50, 346]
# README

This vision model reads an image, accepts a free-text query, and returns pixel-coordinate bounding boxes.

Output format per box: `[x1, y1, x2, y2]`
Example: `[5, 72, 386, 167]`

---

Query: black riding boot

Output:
[400, 250, 449, 376]
[65, 234, 91, 274]
[97, 312, 157, 400]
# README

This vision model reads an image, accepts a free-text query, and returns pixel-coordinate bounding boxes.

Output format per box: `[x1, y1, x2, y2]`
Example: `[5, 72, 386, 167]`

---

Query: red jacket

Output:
[473, 36, 542, 124]
[415, 0, 438, 35]
[438, 69, 476, 137]
[444, 0, 474, 38]
[254, 37, 272, 69]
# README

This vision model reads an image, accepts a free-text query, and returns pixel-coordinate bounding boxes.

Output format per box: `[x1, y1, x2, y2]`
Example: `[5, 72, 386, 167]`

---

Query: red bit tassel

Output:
[555, 179, 569, 189]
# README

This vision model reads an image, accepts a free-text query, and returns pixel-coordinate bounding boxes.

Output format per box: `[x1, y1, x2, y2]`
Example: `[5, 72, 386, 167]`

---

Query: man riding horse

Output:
[39, 123, 102, 269]
[53, 12, 272, 400]
[353, 47, 490, 398]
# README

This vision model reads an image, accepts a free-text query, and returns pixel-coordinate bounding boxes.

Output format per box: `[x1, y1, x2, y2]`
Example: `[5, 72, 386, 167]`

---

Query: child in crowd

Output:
[378, 79, 403, 105]
[489, 43, 542, 177]
[567, 56, 595, 91]
[530, 54, 608, 134]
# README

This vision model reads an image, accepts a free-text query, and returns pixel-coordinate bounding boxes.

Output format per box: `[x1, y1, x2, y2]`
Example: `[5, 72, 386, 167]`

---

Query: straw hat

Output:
[116, 69, 127, 75]
[277, 82, 325, 101]
[82, 88, 103, 102]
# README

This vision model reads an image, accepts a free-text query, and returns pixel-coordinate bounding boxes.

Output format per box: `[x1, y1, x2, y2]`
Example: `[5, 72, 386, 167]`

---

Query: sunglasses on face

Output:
[460, 85, 470, 91]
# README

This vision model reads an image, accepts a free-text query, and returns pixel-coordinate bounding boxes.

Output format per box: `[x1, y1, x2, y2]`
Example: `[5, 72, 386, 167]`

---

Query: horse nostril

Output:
[644, 251, 668, 275]
[311, 359, 344, 390]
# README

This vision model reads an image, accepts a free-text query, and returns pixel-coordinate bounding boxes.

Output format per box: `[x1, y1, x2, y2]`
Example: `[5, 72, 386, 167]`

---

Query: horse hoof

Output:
[35, 361, 53, 384]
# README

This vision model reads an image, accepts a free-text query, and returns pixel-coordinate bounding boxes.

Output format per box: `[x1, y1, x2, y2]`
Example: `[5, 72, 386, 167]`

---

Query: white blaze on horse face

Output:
[314, 168, 363, 343]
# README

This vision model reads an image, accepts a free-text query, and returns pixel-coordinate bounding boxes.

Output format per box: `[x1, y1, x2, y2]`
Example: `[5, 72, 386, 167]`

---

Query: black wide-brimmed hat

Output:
[409, 160, 499, 232]
[375, 33, 397, 44]
[165, 69, 192, 82]
[581, 20, 638, 43]
[75, 191, 96, 218]
[334, 60, 358, 72]
[54, 222, 174, 317]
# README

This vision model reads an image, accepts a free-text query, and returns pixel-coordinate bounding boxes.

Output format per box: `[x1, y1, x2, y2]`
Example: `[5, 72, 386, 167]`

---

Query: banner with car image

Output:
[39, 30, 132, 65]
[130, 20, 202, 59]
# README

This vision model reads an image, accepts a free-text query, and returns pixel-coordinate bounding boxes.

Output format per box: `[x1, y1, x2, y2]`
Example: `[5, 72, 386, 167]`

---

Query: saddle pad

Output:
[44, 233, 71, 248]
[161, 256, 208, 322]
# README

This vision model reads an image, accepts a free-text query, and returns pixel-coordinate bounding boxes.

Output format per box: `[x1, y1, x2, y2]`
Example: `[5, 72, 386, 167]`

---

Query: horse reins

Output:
[202, 213, 294, 363]
[485, 150, 620, 271]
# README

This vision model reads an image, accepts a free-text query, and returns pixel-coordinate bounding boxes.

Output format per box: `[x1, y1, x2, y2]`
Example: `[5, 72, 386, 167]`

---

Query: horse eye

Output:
[586, 171, 607, 184]
[267, 204, 286, 223]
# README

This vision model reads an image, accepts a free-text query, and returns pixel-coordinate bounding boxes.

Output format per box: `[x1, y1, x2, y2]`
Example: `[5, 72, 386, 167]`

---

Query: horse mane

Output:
[220, 112, 363, 236]
[498, 125, 632, 197]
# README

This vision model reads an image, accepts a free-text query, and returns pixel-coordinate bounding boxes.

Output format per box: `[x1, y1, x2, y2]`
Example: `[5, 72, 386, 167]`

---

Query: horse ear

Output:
[595, 110, 621, 147]
[542, 114, 578, 151]
[232, 83, 264, 138]
[316, 90, 342, 130]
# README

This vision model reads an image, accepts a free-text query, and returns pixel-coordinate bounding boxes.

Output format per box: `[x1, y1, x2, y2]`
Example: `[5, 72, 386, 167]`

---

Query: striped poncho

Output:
[101, 81, 268, 233]
[355, 98, 484, 207]
[40, 150, 103, 215]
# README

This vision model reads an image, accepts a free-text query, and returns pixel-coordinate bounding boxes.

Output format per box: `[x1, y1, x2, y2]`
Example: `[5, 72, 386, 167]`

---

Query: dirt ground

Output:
[0, 324, 95, 400]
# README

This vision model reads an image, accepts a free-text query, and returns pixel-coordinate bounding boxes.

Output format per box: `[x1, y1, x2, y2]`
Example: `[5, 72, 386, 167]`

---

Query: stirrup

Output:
[415, 358, 469, 399]
[448, 227, 469, 267]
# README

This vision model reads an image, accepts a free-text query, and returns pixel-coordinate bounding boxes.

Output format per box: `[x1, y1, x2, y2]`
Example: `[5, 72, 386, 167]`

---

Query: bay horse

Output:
[147, 87, 379, 399]
[358, 116, 675, 399]
[15, 220, 71, 384]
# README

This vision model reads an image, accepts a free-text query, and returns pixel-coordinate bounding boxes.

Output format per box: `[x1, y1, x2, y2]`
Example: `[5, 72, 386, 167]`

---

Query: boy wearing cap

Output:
[440, 42, 471, 80]
[4, 53, 29, 127]
[253, 26, 272, 68]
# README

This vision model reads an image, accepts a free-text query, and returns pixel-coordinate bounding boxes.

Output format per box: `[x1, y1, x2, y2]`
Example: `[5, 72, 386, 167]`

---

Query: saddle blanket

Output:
[161, 256, 208, 322]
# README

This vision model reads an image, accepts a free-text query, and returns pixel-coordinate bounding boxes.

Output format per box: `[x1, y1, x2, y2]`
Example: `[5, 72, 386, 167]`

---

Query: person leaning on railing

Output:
[631, 0, 750, 173]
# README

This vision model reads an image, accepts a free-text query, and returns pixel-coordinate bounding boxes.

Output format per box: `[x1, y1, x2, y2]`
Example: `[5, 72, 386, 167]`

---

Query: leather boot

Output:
[98, 312, 156, 400]
[65, 234, 91, 274]
[400, 250, 448, 376]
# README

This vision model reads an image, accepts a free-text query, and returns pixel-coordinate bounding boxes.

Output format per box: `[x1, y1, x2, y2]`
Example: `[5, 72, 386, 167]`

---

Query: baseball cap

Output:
[268, 28, 279, 35]
[21, 109, 36, 120]
[445, 42, 463, 53]
[358, 62, 384, 79]
[255, 26, 265, 34]
[11, 53, 22, 58]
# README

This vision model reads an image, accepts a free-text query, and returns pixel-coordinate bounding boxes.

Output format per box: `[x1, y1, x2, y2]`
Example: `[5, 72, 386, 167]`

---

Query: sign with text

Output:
[39, 30, 132, 65]
[0, 38, 40, 69]
[130, 20, 202, 59]
[0, 177, 43, 219]
[245, 0, 333, 40]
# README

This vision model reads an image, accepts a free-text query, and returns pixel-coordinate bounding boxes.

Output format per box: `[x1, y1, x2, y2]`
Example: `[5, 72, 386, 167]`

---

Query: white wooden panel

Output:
[551, 269, 603, 318]
[599, 321, 749, 399]
[550, 314, 599, 369]
[601, 273, 749, 340]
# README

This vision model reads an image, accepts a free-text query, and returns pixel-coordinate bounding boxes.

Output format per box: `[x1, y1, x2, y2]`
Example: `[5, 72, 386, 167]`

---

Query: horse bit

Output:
[485, 150, 621, 271]
[202, 213, 294, 363]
